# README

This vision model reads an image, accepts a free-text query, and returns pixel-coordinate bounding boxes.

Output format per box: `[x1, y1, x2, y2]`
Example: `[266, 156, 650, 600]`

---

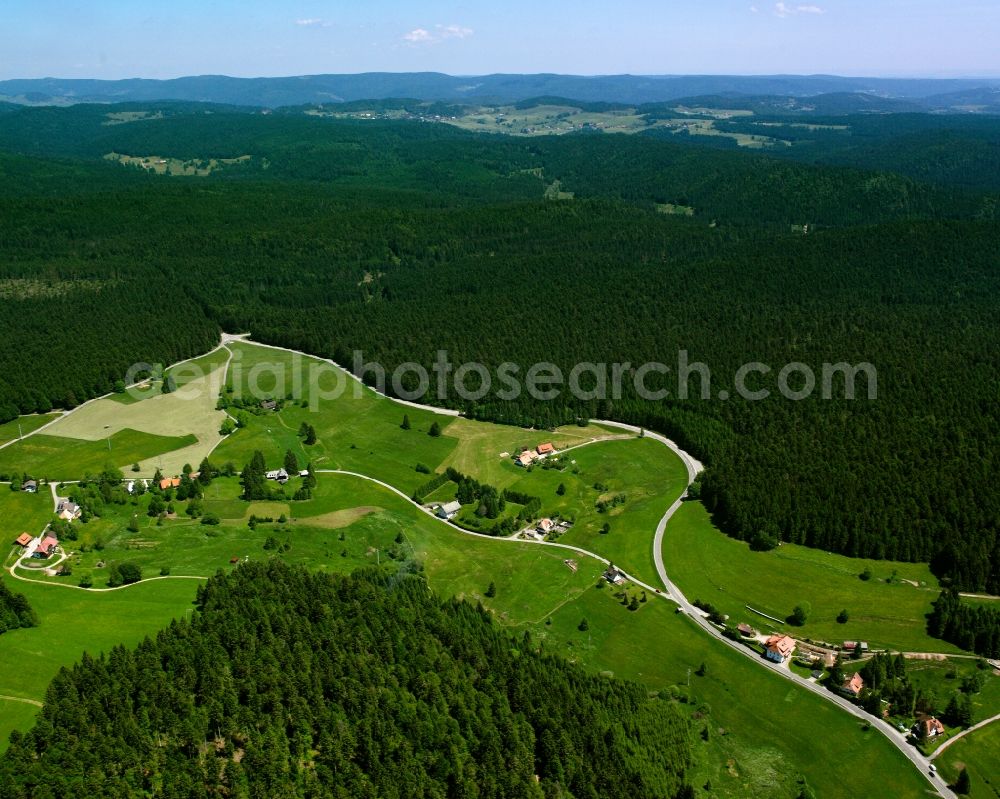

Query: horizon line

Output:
[3, 70, 1000, 83]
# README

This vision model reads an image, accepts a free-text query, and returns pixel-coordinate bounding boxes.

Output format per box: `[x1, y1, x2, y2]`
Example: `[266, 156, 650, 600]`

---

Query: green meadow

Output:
[662, 500, 960, 654]
[0, 414, 60, 447]
[935, 721, 1000, 799]
[543, 437, 688, 585]
[0, 489, 52, 541]
[0, 430, 198, 481]
[215, 342, 616, 496]
[0, 575, 199, 749]
[529, 586, 933, 799]
[905, 658, 1000, 731]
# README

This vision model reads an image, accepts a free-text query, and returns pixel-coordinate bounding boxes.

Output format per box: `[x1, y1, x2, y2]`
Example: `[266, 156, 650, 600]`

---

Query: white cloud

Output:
[296, 18, 332, 28]
[438, 24, 474, 39]
[750, 5, 760, 12]
[774, 2, 825, 16]
[403, 24, 474, 44]
[403, 28, 434, 43]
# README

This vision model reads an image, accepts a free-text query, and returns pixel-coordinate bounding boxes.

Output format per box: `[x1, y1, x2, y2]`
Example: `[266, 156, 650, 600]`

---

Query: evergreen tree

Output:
[955, 767, 971, 795]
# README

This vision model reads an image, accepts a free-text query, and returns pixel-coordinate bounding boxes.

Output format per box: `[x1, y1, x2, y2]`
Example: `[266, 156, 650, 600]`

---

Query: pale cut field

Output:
[43, 364, 228, 476]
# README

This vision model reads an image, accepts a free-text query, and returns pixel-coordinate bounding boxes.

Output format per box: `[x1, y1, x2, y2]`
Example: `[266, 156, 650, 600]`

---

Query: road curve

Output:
[590, 421, 953, 799]
[314, 469, 671, 600]
[930, 711, 1000, 760]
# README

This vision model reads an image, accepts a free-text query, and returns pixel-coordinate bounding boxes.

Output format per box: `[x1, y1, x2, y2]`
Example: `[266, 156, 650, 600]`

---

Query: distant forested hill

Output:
[0, 105, 998, 594]
[0, 562, 694, 798]
[2, 72, 998, 107]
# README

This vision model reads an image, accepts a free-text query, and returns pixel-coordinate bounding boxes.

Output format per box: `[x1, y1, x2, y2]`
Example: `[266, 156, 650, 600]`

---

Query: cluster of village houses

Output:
[433, 442, 575, 542]
[513, 441, 556, 468]
[11, 497, 81, 561]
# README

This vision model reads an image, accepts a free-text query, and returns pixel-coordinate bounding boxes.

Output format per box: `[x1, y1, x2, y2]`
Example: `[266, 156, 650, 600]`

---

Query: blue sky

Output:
[1, 0, 998, 80]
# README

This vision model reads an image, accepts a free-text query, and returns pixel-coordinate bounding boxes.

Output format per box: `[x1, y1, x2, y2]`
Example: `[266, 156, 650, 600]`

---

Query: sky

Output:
[1, 0, 998, 80]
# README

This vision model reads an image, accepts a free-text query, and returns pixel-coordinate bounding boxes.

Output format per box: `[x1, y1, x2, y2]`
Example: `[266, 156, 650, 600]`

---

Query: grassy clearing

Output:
[102, 111, 164, 126]
[549, 437, 688, 585]
[0, 489, 53, 542]
[904, 658, 1000, 729]
[167, 346, 231, 388]
[20, 474, 605, 623]
[0, 574, 199, 750]
[935, 721, 1000, 799]
[530, 587, 932, 799]
[663, 500, 960, 653]
[0, 429, 197, 482]
[657, 203, 696, 216]
[104, 152, 251, 176]
[216, 342, 459, 494]
[0, 700, 41, 751]
[0, 414, 61, 447]
[436, 416, 621, 488]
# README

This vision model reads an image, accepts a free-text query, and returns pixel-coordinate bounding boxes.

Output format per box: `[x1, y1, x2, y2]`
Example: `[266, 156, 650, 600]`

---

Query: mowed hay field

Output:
[935, 721, 1000, 799]
[26, 360, 228, 478]
[662, 501, 961, 654]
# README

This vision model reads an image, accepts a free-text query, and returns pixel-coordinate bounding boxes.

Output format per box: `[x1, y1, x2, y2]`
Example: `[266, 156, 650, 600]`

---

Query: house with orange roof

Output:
[15, 532, 33, 547]
[536, 442, 556, 456]
[764, 634, 796, 663]
[919, 717, 946, 739]
[159, 477, 182, 490]
[35, 535, 59, 558]
[841, 672, 865, 698]
[515, 450, 538, 467]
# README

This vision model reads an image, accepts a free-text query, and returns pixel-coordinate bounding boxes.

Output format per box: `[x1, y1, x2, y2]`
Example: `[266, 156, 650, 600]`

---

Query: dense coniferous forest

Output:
[927, 590, 1000, 658]
[0, 562, 694, 798]
[0, 104, 998, 592]
[0, 581, 36, 635]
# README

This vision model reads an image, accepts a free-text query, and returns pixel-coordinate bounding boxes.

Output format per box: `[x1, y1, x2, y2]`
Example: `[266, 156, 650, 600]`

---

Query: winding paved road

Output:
[4, 336, 957, 794]
[590, 420, 953, 799]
